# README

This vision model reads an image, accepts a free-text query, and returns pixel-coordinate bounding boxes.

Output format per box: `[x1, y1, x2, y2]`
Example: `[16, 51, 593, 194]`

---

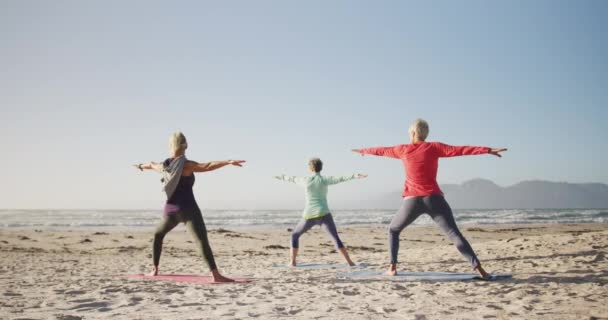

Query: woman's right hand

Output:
[356, 173, 368, 179]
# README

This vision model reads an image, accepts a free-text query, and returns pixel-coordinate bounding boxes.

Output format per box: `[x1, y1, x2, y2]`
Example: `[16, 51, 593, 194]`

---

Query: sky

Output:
[1, 1, 607, 210]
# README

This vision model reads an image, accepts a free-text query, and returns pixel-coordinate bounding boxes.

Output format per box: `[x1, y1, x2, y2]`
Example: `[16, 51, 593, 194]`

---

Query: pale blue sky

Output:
[1, 1, 606, 209]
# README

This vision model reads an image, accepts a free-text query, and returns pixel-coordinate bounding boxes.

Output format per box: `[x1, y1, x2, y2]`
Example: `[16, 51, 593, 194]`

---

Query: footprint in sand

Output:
[155, 298, 172, 305]
[55, 314, 83, 320]
[288, 308, 303, 315]
[70, 301, 111, 312]
[101, 285, 123, 294]
[264, 244, 289, 250]
[486, 304, 503, 310]
[64, 290, 87, 295]
[129, 296, 143, 306]
[341, 289, 359, 296]
[380, 307, 397, 313]
[163, 289, 184, 294]
[68, 298, 95, 304]
[180, 302, 201, 307]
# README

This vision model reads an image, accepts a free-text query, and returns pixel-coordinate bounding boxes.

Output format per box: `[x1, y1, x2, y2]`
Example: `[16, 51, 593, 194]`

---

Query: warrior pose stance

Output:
[134, 131, 245, 282]
[352, 119, 507, 278]
[275, 158, 367, 267]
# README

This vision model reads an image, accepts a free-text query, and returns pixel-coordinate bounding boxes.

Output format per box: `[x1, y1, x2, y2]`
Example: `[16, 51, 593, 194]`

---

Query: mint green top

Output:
[276, 173, 358, 219]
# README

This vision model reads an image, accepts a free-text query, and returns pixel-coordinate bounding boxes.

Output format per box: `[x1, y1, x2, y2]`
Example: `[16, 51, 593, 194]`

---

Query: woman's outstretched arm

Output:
[432, 142, 507, 158]
[186, 160, 246, 173]
[274, 174, 306, 185]
[352, 145, 406, 158]
[324, 174, 368, 185]
[133, 162, 164, 172]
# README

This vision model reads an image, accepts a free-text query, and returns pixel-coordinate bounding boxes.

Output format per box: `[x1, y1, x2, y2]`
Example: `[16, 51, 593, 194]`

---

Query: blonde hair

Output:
[409, 119, 429, 141]
[169, 131, 188, 154]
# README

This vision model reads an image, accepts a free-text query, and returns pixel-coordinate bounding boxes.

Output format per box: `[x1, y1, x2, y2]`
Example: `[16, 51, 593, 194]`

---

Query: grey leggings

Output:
[291, 214, 345, 249]
[389, 195, 480, 268]
[153, 206, 217, 271]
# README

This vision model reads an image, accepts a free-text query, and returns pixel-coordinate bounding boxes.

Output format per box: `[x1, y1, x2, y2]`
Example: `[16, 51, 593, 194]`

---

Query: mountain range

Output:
[378, 179, 608, 209]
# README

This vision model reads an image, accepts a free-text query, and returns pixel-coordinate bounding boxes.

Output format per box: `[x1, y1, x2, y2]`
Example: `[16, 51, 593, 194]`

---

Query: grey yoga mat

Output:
[337, 270, 512, 281]
[274, 263, 369, 270]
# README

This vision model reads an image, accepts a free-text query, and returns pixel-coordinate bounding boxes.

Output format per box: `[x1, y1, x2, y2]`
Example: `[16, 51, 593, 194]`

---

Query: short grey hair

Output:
[169, 131, 188, 154]
[409, 119, 429, 141]
[308, 158, 323, 172]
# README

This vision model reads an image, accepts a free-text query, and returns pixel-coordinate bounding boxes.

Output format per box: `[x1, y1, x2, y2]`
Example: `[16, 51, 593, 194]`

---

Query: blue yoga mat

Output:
[337, 270, 512, 281]
[274, 262, 369, 270]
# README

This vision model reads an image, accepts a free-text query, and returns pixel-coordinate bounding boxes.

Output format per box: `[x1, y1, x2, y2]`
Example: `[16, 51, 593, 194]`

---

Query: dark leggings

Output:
[389, 195, 480, 268]
[291, 214, 345, 249]
[153, 206, 217, 271]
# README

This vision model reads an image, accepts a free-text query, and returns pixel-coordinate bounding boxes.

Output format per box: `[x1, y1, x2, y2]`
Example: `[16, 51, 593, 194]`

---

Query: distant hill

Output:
[378, 179, 608, 209]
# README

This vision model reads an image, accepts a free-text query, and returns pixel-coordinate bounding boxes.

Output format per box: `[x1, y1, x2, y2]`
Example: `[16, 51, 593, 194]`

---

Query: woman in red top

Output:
[353, 119, 507, 278]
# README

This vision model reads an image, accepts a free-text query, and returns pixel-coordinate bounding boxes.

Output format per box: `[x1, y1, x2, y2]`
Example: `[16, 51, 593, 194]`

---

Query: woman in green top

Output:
[275, 158, 367, 266]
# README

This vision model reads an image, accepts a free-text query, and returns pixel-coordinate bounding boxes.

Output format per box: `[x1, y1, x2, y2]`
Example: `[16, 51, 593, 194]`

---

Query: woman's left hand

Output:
[228, 160, 246, 167]
[489, 148, 508, 157]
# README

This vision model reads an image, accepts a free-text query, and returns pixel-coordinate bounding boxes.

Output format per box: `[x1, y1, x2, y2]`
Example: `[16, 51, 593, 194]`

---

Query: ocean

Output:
[0, 208, 606, 230]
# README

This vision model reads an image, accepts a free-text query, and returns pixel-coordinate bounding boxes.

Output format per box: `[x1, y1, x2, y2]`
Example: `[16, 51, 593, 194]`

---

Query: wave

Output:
[0, 209, 606, 230]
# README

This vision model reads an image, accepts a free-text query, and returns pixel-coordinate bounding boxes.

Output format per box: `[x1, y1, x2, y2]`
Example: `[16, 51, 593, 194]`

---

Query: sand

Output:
[1, 223, 607, 320]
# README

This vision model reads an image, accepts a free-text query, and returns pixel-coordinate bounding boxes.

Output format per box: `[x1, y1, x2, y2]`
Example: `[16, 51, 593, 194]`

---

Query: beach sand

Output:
[1, 223, 606, 319]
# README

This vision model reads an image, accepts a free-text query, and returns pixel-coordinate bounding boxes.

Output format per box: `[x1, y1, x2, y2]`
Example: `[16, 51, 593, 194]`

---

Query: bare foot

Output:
[339, 248, 355, 267]
[475, 265, 491, 280]
[290, 248, 298, 268]
[149, 266, 159, 276]
[211, 270, 235, 283]
[288, 261, 296, 267]
[213, 274, 235, 283]
[385, 264, 397, 276]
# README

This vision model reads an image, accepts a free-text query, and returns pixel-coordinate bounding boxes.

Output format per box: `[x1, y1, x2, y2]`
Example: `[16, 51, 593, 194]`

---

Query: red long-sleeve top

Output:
[360, 142, 490, 197]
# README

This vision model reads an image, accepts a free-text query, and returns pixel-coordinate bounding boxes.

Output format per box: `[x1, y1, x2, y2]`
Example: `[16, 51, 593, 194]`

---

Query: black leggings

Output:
[153, 206, 217, 271]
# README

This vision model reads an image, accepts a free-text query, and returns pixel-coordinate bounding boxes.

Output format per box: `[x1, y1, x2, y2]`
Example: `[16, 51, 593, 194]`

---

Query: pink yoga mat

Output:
[126, 274, 253, 285]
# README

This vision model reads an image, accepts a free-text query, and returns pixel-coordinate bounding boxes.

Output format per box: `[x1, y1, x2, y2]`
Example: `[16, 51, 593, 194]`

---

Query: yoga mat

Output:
[337, 270, 512, 281]
[125, 274, 253, 285]
[273, 262, 369, 270]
